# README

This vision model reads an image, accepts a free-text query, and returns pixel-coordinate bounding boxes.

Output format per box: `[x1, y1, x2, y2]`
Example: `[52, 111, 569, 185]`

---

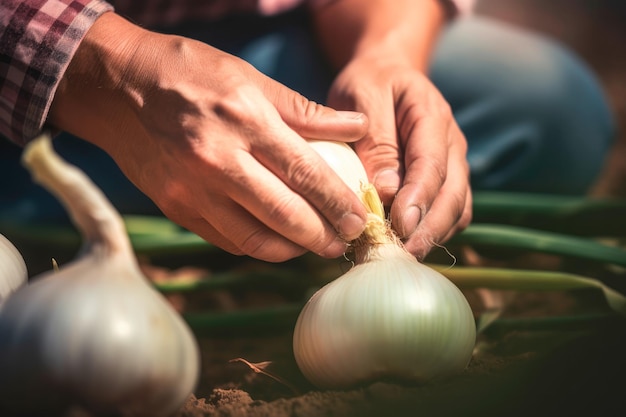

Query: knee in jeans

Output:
[434, 18, 616, 193]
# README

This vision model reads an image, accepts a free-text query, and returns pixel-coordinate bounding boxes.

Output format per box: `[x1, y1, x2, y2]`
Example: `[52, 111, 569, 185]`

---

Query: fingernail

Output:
[374, 169, 401, 193]
[338, 212, 366, 241]
[399, 205, 421, 238]
[337, 110, 365, 120]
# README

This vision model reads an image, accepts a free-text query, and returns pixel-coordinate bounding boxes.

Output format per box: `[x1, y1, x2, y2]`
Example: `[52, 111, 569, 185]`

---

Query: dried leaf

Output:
[229, 358, 300, 395]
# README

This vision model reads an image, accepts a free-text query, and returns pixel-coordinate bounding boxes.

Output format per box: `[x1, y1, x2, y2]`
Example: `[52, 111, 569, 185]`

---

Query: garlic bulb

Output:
[0, 233, 28, 307]
[294, 140, 476, 389]
[0, 134, 199, 416]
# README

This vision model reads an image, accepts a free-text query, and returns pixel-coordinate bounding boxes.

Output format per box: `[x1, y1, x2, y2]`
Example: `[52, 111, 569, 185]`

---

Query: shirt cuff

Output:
[0, 0, 114, 145]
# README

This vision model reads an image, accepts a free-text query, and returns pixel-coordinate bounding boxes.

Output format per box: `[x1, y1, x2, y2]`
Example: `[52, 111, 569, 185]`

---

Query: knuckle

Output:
[154, 180, 188, 215]
[294, 94, 324, 122]
[267, 192, 302, 225]
[458, 198, 473, 231]
[451, 190, 468, 224]
[419, 156, 447, 189]
[213, 84, 260, 125]
[286, 152, 326, 197]
[238, 230, 303, 262]
[238, 229, 270, 258]
[450, 189, 473, 234]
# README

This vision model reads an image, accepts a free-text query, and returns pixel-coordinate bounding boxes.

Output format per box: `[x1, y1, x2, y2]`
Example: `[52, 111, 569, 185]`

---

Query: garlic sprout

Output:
[294, 140, 476, 389]
[0, 233, 27, 307]
[0, 134, 199, 416]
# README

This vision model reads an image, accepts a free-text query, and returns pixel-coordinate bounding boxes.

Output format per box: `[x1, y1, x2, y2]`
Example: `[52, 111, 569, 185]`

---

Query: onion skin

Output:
[295, 140, 476, 389]
[293, 243, 476, 389]
[306, 140, 369, 198]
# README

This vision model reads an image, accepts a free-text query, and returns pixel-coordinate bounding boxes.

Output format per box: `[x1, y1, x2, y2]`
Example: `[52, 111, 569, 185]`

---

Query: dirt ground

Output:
[146, 253, 625, 417]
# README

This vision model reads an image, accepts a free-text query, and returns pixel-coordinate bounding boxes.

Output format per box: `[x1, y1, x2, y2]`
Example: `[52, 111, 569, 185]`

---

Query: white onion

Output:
[307, 140, 369, 196]
[294, 140, 476, 389]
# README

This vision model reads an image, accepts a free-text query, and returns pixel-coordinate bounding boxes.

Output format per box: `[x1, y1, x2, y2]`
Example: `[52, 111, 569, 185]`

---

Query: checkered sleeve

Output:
[0, 0, 114, 146]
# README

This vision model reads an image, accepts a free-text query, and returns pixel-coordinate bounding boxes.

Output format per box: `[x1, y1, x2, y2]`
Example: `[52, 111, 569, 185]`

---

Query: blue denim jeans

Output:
[0, 12, 615, 222]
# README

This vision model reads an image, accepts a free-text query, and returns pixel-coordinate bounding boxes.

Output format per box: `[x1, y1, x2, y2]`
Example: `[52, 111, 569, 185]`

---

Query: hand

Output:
[48, 13, 369, 262]
[327, 53, 472, 259]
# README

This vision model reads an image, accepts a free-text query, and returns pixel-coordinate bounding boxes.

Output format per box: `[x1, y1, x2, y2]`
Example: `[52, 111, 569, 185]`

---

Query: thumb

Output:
[264, 79, 368, 142]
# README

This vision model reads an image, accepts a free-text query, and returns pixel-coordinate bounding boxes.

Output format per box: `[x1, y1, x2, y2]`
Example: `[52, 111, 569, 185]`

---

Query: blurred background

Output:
[476, 0, 626, 197]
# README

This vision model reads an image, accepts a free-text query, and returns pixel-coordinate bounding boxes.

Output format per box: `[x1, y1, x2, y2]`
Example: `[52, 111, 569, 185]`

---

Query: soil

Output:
[171, 315, 626, 417]
[140, 254, 626, 417]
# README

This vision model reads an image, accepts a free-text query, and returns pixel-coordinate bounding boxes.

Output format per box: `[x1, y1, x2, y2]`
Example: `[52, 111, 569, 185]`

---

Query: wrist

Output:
[313, 0, 445, 72]
[47, 12, 152, 149]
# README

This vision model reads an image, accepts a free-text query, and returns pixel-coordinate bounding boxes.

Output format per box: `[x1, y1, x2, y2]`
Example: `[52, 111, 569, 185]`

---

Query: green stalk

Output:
[180, 305, 621, 336]
[153, 269, 315, 294]
[480, 313, 624, 336]
[431, 264, 626, 316]
[0, 216, 214, 256]
[154, 263, 626, 318]
[183, 304, 303, 334]
[448, 224, 626, 267]
[472, 191, 626, 236]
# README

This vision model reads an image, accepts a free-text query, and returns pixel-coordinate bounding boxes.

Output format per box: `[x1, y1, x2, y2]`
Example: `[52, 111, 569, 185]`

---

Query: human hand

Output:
[48, 13, 369, 262]
[327, 53, 472, 260]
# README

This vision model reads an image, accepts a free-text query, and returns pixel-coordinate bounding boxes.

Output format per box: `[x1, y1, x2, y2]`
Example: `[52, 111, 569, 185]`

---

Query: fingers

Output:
[327, 82, 402, 206]
[353, 107, 403, 206]
[390, 97, 453, 239]
[262, 77, 369, 142]
[175, 204, 310, 263]
[227, 86, 368, 247]
[168, 146, 360, 261]
[239, 135, 367, 250]
[396, 122, 472, 260]
[167, 85, 367, 261]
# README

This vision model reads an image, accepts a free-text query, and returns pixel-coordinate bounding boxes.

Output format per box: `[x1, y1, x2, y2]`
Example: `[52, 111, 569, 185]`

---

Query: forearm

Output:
[310, 0, 447, 72]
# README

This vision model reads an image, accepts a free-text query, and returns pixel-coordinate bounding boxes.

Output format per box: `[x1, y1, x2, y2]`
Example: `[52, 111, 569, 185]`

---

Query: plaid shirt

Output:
[0, 0, 472, 146]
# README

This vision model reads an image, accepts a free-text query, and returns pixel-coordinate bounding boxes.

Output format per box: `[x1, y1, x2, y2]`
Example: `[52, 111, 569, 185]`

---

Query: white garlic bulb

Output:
[294, 140, 476, 389]
[0, 233, 28, 307]
[0, 134, 199, 416]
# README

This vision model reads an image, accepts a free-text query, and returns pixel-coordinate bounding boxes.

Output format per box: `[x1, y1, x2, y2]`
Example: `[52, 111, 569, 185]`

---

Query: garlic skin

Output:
[0, 251, 199, 416]
[0, 233, 27, 307]
[293, 243, 476, 389]
[0, 134, 200, 416]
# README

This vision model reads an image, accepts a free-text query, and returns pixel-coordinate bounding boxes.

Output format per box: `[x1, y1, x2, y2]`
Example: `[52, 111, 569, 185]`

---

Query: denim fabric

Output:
[431, 17, 614, 194]
[0, 11, 615, 222]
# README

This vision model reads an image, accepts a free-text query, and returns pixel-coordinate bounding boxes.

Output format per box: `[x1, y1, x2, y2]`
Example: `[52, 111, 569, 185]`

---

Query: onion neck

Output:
[351, 183, 404, 263]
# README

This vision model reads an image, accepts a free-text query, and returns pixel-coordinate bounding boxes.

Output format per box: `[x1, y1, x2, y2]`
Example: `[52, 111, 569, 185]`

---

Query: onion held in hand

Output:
[294, 140, 476, 389]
